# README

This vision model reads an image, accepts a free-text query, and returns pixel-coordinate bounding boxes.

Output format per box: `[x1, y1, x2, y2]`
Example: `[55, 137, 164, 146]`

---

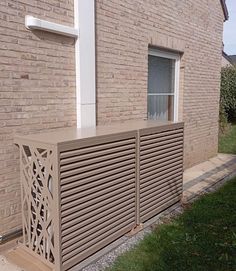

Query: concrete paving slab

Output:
[183, 153, 236, 201]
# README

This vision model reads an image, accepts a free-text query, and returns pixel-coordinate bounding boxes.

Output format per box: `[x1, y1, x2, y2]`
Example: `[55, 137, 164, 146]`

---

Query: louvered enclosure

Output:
[15, 120, 184, 271]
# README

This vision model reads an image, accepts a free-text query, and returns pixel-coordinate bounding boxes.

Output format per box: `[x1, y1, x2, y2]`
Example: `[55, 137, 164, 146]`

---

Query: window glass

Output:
[147, 53, 177, 121]
[148, 55, 175, 94]
[148, 95, 174, 121]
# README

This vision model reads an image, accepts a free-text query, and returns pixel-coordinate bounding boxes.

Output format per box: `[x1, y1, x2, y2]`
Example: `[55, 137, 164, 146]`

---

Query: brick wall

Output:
[96, 0, 224, 169]
[0, 0, 224, 236]
[0, 1, 76, 235]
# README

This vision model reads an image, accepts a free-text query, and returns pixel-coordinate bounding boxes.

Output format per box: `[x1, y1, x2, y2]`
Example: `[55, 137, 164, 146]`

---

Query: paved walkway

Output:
[183, 153, 236, 201]
[1, 153, 236, 271]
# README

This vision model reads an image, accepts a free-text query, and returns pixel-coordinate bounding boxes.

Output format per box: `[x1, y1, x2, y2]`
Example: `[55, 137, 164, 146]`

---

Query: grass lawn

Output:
[108, 178, 236, 271]
[219, 124, 236, 154]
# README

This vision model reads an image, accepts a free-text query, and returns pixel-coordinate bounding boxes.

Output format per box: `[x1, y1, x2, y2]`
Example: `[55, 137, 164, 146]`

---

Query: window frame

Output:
[148, 48, 180, 122]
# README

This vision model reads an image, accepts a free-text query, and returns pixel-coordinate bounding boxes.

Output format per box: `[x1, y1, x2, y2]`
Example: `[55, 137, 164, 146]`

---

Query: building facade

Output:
[0, 0, 227, 237]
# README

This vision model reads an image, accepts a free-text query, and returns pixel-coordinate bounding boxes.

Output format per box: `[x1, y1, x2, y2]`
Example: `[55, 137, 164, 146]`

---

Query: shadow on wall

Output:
[28, 29, 75, 45]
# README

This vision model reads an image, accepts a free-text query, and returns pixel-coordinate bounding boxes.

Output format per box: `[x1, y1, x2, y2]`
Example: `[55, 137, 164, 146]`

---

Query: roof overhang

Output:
[220, 0, 229, 21]
[222, 51, 233, 65]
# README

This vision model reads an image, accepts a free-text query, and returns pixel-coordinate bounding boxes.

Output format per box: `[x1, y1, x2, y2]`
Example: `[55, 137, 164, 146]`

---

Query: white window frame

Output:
[148, 49, 180, 122]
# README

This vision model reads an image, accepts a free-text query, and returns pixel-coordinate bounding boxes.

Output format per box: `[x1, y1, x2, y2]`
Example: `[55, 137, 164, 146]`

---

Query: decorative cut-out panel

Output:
[20, 144, 56, 267]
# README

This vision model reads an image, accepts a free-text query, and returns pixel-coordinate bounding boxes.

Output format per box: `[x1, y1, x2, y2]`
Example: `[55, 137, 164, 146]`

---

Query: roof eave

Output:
[221, 0, 229, 21]
[222, 51, 234, 65]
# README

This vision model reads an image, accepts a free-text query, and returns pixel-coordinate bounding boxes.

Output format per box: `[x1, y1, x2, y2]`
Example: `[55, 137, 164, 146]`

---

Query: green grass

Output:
[108, 178, 236, 271]
[219, 124, 236, 154]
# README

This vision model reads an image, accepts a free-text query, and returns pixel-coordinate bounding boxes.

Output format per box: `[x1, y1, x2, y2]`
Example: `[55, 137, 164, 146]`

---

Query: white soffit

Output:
[25, 15, 79, 38]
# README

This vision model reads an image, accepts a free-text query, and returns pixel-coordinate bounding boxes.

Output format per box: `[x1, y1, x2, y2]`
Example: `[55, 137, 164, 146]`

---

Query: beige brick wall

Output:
[96, 0, 224, 169]
[0, 0, 224, 236]
[0, 1, 76, 235]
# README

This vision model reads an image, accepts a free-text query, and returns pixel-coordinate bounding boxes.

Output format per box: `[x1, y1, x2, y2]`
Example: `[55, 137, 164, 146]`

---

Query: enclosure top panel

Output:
[14, 120, 183, 145]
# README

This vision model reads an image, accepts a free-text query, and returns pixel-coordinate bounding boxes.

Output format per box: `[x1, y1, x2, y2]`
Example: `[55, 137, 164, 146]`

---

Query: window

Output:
[148, 49, 180, 121]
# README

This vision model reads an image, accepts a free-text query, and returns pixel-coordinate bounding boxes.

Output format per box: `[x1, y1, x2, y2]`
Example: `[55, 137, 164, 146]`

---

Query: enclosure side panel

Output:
[17, 140, 58, 269]
[139, 123, 184, 222]
[58, 132, 137, 271]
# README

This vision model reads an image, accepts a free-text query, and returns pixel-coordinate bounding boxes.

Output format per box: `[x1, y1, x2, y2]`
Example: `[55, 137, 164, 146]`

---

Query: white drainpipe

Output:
[74, 0, 96, 128]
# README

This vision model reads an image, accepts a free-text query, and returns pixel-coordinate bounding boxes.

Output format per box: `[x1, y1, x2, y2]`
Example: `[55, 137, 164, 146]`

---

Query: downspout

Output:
[0, 229, 22, 245]
[74, 0, 96, 128]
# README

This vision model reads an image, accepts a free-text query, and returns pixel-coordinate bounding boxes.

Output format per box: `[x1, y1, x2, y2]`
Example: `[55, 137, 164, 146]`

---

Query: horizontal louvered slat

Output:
[61, 193, 134, 232]
[60, 135, 136, 271]
[60, 155, 135, 178]
[140, 188, 182, 213]
[140, 126, 184, 223]
[140, 136, 183, 151]
[61, 182, 135, 214]
[141, 161, 182, 180]
[61, 172, 135, 204]
[62, 207, 135, 253]
[140, 189, 182, 212]
[141, 132, 183, 146]
[140, 144, 182, 160]
[140, 182, 183, 207]
[62, 199, 135, 242]
[140, 141, 183, 156]
[62, 217, 134, 263]
[60, 159, 135, 181]
[60, 138, 135, 159]
[140, 128, 183, 141]
[60, 143, 135, 165]
[140, 148, 182, 166]
[140, 156, 182, 176]
[62, 222, 133, 271]
[61, 149, 134, 172]
[61, 168, 135, 194]
[140, 153, 182, 170]
[61, 163, 134, 187]
[140, 166, 182, 187]
[141, 192, 182, 215]
[140, 172, 183, 194]
[140, 196, 181, 223]
[140, 182, 182, 217]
